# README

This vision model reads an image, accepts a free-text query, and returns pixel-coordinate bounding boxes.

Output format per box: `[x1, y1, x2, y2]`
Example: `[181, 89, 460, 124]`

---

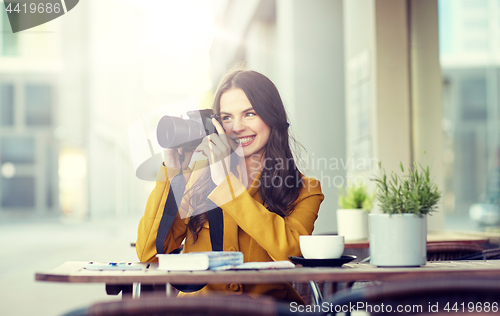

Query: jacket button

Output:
[226, 247, 236, 252]
[228, 283, 240, 291]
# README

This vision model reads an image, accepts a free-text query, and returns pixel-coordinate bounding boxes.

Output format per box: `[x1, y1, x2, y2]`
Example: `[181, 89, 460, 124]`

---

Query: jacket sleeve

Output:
[207, 174, 324, 261]
[136, 166, 189, 262]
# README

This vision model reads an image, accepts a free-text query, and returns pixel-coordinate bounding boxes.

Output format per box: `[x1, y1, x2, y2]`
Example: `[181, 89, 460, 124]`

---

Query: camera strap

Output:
[155, 170, 186, 255]
[156, 178, 224, 255]
[207, 179, 224, 251]
[155, 166, 224, 293]
[156, 156, 224, 254]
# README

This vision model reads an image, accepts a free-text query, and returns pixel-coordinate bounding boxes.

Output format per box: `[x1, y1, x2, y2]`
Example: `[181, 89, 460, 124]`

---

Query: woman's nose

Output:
[232, 118, 246, 133]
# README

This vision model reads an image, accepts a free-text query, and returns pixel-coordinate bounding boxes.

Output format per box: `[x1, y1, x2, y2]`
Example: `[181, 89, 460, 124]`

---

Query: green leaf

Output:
[338, 184, 374, 211]
[371, 157, 441, 215]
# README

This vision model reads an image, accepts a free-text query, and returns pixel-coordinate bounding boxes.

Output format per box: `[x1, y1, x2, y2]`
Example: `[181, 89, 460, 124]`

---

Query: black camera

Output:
[157, 109, 223, 150]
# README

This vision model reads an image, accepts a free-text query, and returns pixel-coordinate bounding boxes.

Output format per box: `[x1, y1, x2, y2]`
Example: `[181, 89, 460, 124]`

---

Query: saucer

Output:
[288, 255, 357, 267]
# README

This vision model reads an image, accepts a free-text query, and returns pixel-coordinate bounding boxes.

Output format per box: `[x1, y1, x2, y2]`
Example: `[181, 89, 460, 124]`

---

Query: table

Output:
[36, 260, 500, 285]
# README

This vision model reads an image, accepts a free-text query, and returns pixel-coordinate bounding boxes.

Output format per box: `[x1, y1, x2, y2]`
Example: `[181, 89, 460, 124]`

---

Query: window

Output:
[1, 177, 35, 208]
[0, 84, 14, 126]
[1, 6, 19, 56]
[25, 84, 53, 126]
[460, 77, 487, 121]
[0, 78, 58, 214]
[0, 136, 35, 164]
[439, 0, 500, 230]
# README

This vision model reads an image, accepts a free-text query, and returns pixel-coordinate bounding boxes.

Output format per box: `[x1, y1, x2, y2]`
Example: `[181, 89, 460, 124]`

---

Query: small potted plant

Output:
[337, 185, 373, 241]
[370, 161, 441, 267]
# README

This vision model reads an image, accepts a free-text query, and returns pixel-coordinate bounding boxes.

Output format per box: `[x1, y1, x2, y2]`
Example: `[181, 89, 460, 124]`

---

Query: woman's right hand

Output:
[163, 148, 193, 170]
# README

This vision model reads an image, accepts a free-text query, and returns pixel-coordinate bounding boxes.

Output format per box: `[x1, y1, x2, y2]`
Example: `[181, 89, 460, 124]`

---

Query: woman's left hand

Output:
[195, 118, 234, 186]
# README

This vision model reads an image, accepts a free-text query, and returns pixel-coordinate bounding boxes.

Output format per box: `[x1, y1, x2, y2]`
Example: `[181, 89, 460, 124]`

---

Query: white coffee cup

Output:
[300, 235, 345, 259]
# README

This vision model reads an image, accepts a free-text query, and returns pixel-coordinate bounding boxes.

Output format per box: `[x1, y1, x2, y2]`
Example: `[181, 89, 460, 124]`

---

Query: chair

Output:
[332, 242, 497, 300]
[426, 242, 488, 261]
[292, 281, 324, 305]
[325, 276, 500, 315]
[61, 294, 323, 316]
[456, 246, 500, 260]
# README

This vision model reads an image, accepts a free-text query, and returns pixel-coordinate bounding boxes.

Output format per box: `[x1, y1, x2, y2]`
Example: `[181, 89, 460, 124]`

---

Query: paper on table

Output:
[213, 260, 295, 271]
[83, 262, 145, 271]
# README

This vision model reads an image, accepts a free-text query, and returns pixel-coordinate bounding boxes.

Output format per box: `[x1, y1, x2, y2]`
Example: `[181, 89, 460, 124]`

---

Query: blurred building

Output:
[2, 0, 498, 233]
[0, 8, 62, 218]
[210, 0, 346, 233]
[0, 0, 215, 221]
[210, 0, 445, 233]
[439, 0, 500, 227]
[0, 1, 154, 220]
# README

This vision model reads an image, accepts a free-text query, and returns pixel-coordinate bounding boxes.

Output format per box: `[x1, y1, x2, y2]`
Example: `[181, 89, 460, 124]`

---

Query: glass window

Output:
[439, 0, 500, 231]
[25, 84, 53, 126]
[46, 144, 54, 208]
[0, 136, 35, 164]
[1, 177, 35, 208]
[460, 77, 487, 120]
[463, 0, 487, 9]
[463, 19, 488, 29]
[1, 6, 19, 56]
[464, 40, 489, 52]
[0, 84, 14, 126]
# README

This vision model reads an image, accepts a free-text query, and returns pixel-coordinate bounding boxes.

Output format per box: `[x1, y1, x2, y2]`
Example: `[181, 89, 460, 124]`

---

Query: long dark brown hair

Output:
[186, 70, 304, 242]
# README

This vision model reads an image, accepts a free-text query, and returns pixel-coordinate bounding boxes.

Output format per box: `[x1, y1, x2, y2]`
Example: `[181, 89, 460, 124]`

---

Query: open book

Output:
[156, 251, 244, 271]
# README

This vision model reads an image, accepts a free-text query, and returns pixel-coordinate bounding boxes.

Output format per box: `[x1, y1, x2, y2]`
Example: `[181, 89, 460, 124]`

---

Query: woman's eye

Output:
[246, 112, 256, 117]
[221, 116, 231, 121]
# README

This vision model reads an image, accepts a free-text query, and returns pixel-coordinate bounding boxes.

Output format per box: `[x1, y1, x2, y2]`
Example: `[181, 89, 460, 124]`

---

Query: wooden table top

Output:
[35, 260, 500, 285]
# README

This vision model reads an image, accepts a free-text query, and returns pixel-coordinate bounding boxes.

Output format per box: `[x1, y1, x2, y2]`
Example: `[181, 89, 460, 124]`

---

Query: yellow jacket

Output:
[136, 160, 324, 303]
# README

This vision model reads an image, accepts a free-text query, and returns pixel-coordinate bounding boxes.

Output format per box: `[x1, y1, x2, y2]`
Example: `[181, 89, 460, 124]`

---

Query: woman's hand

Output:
[195, 118, 235, 186]
[163, 147, 193, 170]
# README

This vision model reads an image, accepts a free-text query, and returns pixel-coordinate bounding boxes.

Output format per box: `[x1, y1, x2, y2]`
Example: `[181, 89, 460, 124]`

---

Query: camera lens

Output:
[157, 116, 205, 148]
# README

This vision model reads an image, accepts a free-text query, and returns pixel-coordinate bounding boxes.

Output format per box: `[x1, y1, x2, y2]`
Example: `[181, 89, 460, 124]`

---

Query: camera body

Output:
[157, 109, 223, 150]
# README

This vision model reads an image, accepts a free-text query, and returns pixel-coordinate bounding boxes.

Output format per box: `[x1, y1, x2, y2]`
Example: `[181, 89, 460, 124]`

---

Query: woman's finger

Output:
[207, 135, 216, 163]
[208, 133, 225, 148]
[219, 133, 232, 150]
[211, 134, 233, 160]
[195, 138, 217, 163]
[212, 118, 225, 135]
[195, 140, 211, 157]
[210, 133, 232, 153]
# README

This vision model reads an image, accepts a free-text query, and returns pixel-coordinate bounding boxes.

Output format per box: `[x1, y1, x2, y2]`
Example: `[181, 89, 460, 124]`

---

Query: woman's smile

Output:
[234, 135, 256, 146]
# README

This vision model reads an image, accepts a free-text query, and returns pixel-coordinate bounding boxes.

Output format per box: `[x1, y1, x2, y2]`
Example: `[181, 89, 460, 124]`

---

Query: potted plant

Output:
[370, 162, 441, 267]
[337, 185, 373, 241]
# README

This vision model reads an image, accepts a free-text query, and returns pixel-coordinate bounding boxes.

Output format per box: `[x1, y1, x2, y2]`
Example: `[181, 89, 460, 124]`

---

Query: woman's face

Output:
[219, 88, 271, 159]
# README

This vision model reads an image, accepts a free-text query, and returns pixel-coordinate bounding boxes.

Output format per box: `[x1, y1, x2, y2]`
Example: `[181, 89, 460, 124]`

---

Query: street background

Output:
[0, 217, 141, 316]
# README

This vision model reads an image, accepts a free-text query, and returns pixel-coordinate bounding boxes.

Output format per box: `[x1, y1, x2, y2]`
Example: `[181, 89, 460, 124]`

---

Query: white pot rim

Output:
[337, 208, 368, 212]
[369, 213, 426, 218]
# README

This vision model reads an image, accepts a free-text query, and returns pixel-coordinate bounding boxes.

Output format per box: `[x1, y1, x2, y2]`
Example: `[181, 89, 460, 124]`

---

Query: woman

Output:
[136, 69, 324, 304]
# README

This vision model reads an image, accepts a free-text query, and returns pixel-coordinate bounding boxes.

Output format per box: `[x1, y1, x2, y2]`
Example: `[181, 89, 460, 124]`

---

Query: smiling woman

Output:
[219, 88, 271, 158]
[136, 69, 324, 304]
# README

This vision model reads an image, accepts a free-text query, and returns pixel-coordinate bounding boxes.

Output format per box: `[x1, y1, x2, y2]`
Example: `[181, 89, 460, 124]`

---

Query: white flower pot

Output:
[369, 213, 427, 267]
[336, 209, 369, 241]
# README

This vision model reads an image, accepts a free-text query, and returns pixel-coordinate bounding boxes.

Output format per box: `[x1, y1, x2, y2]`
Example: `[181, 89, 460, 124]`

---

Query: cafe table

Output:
[35, 260, 500, 299]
